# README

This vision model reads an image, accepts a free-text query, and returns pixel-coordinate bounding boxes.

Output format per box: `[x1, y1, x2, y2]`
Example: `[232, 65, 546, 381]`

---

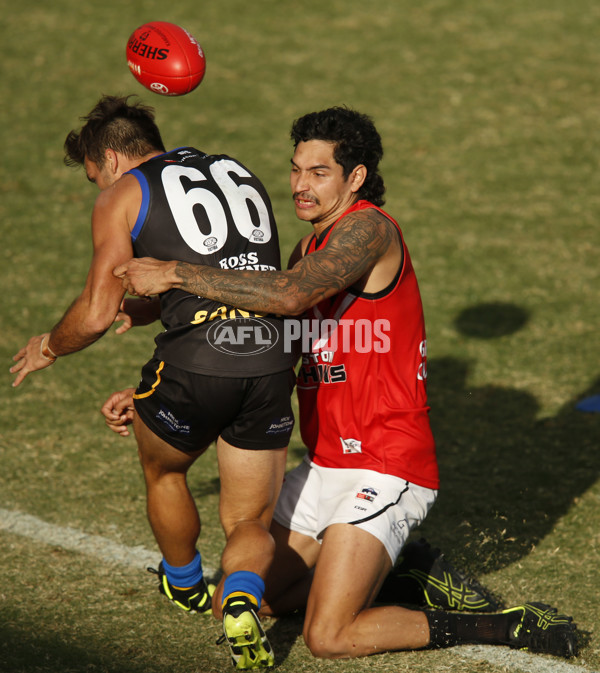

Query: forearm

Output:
[48, 294, 115, 355]
[172, 262, 330, 316]
[116, 211, 391, 314]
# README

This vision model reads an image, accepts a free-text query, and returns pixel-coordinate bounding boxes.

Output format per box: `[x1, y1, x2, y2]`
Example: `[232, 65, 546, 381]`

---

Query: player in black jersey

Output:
[11, 95, 293, 668]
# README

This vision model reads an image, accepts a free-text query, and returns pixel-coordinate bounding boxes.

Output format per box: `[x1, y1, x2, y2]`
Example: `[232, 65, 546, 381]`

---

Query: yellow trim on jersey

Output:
[133, 361, 165, 399]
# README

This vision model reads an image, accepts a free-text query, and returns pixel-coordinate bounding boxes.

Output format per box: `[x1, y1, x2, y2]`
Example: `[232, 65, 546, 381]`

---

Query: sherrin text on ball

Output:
[126, 21, 206, 96]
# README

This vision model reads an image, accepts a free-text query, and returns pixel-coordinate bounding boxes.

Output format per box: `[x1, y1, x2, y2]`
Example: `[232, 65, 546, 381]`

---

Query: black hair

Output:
[64, 95, 166, 167]
[290, 106, 385, 206]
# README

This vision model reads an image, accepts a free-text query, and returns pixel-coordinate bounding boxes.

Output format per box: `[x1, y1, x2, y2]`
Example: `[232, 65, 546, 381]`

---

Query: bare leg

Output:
[133, 414, 208, 566]
[303, 523, 430, 658]
[212, 437, 287, 617]
[260, 521, 321, 616]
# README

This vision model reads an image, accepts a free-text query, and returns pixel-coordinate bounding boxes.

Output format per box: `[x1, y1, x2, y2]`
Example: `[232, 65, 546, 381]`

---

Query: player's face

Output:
[290, 140, 361, 231]
[84, 157, 118, 191]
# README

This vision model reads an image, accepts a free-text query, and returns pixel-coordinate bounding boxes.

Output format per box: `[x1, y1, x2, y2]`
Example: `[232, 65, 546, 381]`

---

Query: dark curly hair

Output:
[290, 107, 385, 206]
[64, 95, 166, 168]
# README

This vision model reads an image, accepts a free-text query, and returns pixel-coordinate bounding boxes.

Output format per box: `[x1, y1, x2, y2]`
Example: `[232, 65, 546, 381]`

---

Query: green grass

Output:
[1, 0, 599, 671]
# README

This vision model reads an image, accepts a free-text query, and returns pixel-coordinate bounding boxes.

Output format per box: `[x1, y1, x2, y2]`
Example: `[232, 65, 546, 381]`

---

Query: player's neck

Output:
[310, 198, 359, 236]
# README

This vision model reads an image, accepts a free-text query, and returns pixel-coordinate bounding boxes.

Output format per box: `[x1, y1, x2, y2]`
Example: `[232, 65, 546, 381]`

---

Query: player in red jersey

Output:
[112, 107, 577, 661]
[295, 198, 437, 488]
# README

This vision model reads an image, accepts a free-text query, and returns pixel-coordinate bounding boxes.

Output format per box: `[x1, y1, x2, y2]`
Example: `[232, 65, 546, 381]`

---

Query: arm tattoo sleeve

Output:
[174, 209, 396, 315]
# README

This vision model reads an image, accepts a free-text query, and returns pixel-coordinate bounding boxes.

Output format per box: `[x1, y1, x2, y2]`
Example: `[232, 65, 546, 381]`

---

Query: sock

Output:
[222, 571, 265, 610]
[162, 550, 203, 589]
[376, 572, 426, 606]
[426, 611, 512, 648]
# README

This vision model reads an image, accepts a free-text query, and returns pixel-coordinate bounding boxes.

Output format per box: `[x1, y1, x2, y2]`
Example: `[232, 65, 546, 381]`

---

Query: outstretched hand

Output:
[114, 258, 178, 297]
[10, 333, 56, 387]
[100, 387, 136, 437]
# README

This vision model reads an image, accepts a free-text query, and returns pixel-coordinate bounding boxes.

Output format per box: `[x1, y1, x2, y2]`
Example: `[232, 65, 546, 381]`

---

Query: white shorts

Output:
[273, 456, 437, 563]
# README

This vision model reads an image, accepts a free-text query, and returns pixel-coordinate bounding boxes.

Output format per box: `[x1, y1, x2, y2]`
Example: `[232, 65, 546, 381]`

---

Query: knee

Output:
[141, 460, 170, 483]
[140, 458, 188, 490]
[137, 446, 163, 480]
[222, 516, 275, 545]
[303, 621, 350, 659]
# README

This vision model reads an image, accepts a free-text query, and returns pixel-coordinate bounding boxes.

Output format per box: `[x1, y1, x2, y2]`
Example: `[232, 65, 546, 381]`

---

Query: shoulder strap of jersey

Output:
[342, 199, 400, 228]
[306, 200, 400, 254]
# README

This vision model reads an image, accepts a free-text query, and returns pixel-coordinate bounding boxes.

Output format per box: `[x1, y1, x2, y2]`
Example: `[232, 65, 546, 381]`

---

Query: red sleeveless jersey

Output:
[296, 200, 439, 489]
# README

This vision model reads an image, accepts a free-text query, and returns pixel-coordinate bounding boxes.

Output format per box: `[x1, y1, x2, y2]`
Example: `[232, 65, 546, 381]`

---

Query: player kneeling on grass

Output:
[104, 387, 578, 662]
[106, 105, 579, 665]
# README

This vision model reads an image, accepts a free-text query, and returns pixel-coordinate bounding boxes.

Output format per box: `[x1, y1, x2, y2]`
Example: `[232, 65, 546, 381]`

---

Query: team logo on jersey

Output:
[356, 486, 379, 502]
[169, 149, 200, 162]
[340, 437, 362, 454]
[206, 317, 279, 356]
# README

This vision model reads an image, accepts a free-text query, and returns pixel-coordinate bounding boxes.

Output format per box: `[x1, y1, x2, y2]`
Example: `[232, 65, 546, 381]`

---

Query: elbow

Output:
[278, 290, 315, 316]
[82, 313, 113, 337]
[279, 296, 309, 317]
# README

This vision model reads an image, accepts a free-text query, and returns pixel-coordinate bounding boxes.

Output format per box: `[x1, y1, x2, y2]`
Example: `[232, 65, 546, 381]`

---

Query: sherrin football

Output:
[126, 22, 206, 96]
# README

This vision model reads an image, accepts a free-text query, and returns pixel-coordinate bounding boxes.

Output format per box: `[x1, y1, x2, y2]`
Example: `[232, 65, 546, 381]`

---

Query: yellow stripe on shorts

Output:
[133, 361, 165, 399]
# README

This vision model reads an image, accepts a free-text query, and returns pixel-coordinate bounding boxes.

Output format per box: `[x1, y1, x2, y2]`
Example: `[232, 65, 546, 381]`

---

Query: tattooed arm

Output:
[115, 208, 401, 316]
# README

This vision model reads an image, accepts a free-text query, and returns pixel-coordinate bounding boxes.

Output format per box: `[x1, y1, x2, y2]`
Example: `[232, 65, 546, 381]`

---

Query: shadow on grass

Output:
[424, 302, 600, 573]
[0, 622, 150, 673]
[264, 611, 306, 665]
[454, 302, 529, 339]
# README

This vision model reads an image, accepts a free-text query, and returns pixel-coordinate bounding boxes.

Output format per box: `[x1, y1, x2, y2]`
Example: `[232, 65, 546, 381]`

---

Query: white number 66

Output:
[162, 159, 272, 255]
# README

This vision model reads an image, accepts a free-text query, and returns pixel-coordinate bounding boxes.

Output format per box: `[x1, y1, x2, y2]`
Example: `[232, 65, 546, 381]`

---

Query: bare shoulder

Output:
[299, 232, 314, 255]
[287, 232, 314, 269]
[327, 206, 399, 256]
[93, 174, 142, 230]
[327, 206, 402, 294]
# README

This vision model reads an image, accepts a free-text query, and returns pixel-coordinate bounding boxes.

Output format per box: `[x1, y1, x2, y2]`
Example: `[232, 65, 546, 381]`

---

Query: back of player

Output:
[128, 147, 293, 668]
[129, 146, 292, 377]
[127, 146, 295, 453]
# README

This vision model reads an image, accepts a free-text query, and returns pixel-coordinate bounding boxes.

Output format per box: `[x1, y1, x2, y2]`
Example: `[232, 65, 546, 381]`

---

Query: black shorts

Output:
[133, 358, 295, 454]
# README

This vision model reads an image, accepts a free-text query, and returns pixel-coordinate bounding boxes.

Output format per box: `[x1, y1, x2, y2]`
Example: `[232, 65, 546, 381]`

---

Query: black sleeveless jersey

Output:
[128, 147, 293, 377]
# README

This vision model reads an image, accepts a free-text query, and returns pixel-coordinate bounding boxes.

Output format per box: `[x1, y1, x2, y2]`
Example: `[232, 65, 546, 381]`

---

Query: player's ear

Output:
[349, 164, 367, 193]
[104, 149, 119, 175]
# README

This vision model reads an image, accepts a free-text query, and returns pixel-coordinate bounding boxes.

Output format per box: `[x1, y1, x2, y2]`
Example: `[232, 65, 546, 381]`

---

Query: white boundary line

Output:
[0, 507, 596, 673]
[449, 644, 598, 673]
[0, 507, 161, 569]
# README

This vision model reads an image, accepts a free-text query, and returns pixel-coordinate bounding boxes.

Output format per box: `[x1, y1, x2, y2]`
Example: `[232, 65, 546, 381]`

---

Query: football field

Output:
[1, 1, 599, 672]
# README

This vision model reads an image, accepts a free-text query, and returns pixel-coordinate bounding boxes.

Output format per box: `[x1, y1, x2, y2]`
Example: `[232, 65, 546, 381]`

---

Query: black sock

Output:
[426, 611, 513, 648]
[376, 573, 426, 606]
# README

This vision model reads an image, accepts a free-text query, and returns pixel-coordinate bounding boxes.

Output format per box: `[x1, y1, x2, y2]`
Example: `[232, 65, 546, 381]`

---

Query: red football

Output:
[126, 22, 206, 96]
